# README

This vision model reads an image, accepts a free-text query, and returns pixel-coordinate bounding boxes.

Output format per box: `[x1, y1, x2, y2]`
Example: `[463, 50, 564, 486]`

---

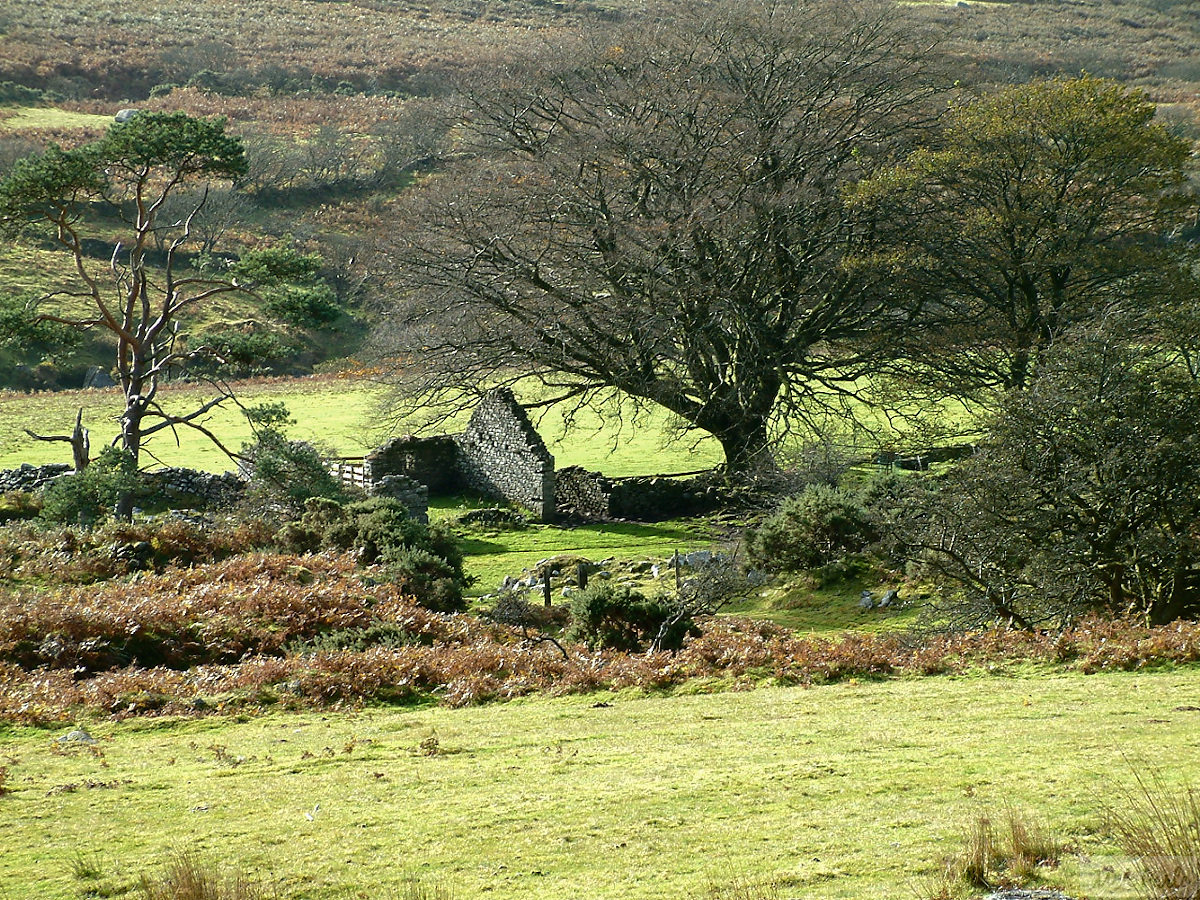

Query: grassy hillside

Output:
[2, 669, 1198, 899]
[1, 0, 1196, 396]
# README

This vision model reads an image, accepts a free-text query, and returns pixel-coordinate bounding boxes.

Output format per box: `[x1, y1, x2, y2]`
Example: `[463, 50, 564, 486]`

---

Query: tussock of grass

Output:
[138, 851, 274, 900]
[703, 873, 782, 900]
[926, 807, 1064, 897]
[1110, 773, 1200, 900]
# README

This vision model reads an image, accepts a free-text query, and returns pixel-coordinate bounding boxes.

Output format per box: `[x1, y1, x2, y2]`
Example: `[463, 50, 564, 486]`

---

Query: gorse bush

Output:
[264, 283, 342, 328]
[40, 448, 138, 528]
[744, 484, 876, 573]
[381, 546, 465, 614]
[567, 582, 697, 652]
[278, 496, 468, 611]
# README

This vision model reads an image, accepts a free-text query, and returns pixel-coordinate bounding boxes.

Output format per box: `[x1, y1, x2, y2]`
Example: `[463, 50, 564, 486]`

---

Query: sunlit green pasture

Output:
[0, 378, 725, 476]
[0, 372, 976, 477]
[0, 105, 114, 132]
[446, 510, 718, 597]
[1, 669, 1196, 899]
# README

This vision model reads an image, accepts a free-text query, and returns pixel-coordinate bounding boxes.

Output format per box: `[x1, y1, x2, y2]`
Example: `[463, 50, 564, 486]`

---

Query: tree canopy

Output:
[851, 75, 1197, 395]
[896, 318, 1200, 629]
[380, 0, 941, 472]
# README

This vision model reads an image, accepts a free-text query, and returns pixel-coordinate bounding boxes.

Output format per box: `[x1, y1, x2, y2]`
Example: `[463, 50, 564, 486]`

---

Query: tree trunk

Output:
[1148, 564, 1200, 626]
[115, 395, 145, 521]
[24, 407, 90, 471]
[710, 415, 776, 479]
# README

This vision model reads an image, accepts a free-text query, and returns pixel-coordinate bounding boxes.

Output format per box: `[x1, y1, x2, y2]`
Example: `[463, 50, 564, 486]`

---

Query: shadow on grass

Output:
[456, 536, 509, 555]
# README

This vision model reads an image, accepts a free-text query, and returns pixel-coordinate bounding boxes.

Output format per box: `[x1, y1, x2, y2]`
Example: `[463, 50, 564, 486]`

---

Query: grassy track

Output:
[1, 669, 1196, 899]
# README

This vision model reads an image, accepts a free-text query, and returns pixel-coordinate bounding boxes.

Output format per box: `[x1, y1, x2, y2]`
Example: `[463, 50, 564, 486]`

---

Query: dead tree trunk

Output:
[24, 407, 90, 471]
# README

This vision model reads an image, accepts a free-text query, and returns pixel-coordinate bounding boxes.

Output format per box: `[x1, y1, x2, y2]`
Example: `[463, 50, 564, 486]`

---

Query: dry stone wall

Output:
[0, 463, 72, 492]
[370, 474, 429, 524]
[142, 468, 245, 508]
[555, 465, 723, 521]
[0, 464, 244, 509]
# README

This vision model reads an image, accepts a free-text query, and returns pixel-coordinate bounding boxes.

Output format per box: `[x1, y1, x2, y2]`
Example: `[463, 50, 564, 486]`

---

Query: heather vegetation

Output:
[0, 0, 1199, 898]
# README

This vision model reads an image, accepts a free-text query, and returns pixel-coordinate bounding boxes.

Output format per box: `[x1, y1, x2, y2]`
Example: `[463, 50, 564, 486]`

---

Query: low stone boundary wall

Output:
[0, 463, 72, 493]
[0, 463, 244, 509]
[141, 467, 245, 508]
[555, 466, 723, 521]
[873, 444, 977, 471]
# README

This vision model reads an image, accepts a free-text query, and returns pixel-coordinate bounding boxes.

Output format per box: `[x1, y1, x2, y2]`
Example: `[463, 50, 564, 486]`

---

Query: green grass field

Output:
[0, 105, 114, 132]
[0, 378, 724, 476]
[1, 669, 1195, 899]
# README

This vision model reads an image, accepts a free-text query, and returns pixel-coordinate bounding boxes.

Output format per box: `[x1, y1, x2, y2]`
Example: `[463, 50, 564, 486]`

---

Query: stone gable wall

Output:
[453, 388, 555, 521]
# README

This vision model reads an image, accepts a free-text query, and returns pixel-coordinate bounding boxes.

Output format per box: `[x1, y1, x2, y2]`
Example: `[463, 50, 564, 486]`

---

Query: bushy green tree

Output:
[230, 247, 343, 328]
[852, 75, 1197, 395]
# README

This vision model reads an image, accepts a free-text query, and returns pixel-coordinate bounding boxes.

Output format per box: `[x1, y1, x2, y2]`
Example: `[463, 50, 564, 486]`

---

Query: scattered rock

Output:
[57, 729, 97, 744]
[458, 507, 527, 528]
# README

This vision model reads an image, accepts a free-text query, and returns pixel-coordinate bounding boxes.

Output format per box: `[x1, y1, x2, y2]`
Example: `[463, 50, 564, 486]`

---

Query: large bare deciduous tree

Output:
[380, 0, 941, 472]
